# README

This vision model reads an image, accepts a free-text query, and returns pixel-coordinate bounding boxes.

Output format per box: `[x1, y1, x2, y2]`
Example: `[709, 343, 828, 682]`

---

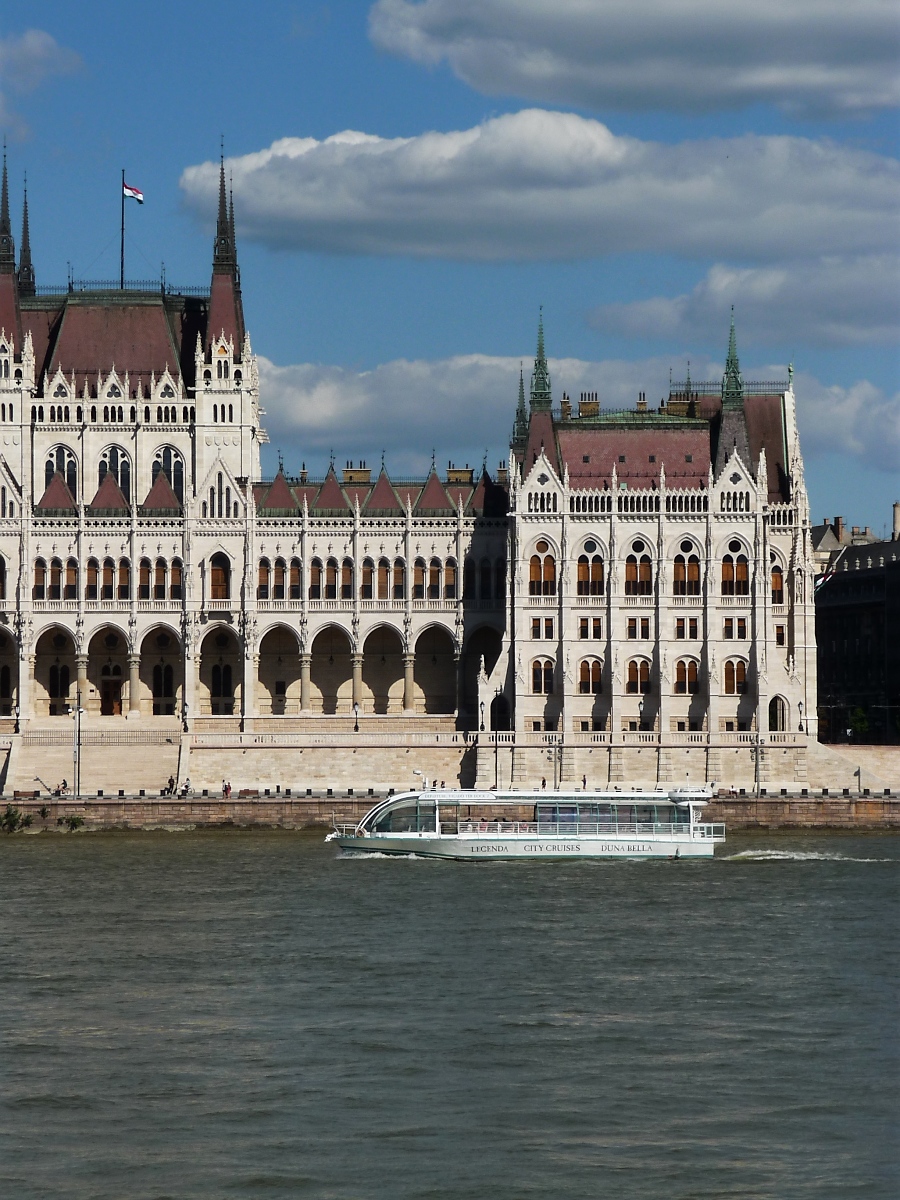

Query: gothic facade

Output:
[0, 155, 818, 791]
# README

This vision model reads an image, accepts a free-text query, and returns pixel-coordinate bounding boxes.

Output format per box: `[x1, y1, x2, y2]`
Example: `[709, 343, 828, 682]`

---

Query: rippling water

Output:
[1, 830, 897, 1199]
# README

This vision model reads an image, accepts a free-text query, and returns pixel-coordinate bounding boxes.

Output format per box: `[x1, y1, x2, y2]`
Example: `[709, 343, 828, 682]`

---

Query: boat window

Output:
[372, 800, 436, 833]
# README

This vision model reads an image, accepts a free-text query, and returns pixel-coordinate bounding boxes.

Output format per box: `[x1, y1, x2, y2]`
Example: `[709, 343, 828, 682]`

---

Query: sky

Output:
[1, 0, 898, 532]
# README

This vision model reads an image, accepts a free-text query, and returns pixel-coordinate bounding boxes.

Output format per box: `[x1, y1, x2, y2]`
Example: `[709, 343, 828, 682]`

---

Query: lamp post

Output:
[13, 702, 19, 734]
[69, 691, 84, 803]
[479, 701, 485, 732]
[638, 698, 645, 732]
[798, 700, 804, 733]
[182, 699, 189, 733]
[353, 701, 360, 733]
[413, 767, 425, 791]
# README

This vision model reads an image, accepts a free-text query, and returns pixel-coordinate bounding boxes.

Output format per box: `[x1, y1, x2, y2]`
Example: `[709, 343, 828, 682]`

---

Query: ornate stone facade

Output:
[0, 155, 818, 792]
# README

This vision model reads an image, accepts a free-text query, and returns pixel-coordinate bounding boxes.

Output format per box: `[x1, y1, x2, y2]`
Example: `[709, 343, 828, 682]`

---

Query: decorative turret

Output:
[18, 177, 34, 297]
[511, 364, 529, 456]
[0, 149, 14, 274]
[530, 308, 552, 410]
[722, 307, 743, 409]
[207, 153, 245, 352]
[714, 307, 751, 478]
[0, 149, 21, 346]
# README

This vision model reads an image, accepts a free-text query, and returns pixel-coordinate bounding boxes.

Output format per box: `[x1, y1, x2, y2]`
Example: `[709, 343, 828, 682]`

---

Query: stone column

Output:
[241, 654, 256, 731]
[301, 657, 312, 710]
[403, 652, 415, 714]
[299, 653, 311, 712]
[351, 653, 363, 709]
[127, 654, 141, 718]
[75, 655, 88, 706]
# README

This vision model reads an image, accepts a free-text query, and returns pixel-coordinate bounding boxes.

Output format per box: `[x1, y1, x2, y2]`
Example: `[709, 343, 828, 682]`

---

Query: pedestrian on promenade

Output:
[222, 779, 227, 798]
[541, 777, 546, 790]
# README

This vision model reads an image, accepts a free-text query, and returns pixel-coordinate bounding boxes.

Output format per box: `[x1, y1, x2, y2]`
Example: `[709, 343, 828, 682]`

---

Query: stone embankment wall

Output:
[7, 793, 900, 831]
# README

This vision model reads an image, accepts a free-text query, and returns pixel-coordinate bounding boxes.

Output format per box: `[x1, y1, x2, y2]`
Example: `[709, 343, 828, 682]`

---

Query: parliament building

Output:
[0, 156, 818, 794]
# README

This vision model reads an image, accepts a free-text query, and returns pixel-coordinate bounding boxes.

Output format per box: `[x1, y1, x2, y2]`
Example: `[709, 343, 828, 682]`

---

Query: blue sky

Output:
[2, 0, 898, 531]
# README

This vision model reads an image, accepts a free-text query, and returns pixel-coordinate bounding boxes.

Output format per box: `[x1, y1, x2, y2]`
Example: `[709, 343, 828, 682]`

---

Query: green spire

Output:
[530, 307, 552, 409]
[722, 306, 743, 408]
[0, 145, 14, 274]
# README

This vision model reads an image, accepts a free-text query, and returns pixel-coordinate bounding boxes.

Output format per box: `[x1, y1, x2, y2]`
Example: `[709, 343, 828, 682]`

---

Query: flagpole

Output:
[120, 168, 125, 290]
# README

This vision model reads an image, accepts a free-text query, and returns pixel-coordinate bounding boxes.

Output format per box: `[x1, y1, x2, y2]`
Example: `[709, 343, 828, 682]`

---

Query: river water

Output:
[1, 830, 896, 1199]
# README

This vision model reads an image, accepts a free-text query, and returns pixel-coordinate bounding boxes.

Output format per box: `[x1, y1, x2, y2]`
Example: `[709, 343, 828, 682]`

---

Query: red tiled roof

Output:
[258, 471, 298, 512]
[312, 470, 349, 512]
[36, 471, 76, 511]
[0, 276, 20, 351]
[141, 471, 181, 512]
[524, 410, 559, 476]
[745, 395, 789, 503]
[363, 470, 403, 514]
[88, 471, 130, 511]
[48, 300, 180, 389]
[558, 425, 710, 491]
[207, 273, 243, 352]
[414, 470, 452, 513]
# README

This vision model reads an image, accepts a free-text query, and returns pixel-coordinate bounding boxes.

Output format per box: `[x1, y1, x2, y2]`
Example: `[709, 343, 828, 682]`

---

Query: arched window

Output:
[86, 559, 99, 600]
[152, 446, 185, 503]
[210, 553, 230, 600]
[211, 663, 233, 698]
[325, 559, 338, 600]
[257, 558, 271, 600]
[444, 559, 457, 600]
[118, 559, 131, 600]
[45, 446, 78, 499]
[675, 660, 699, 694]
[33, 558, 46, 600]
[579, 659, 602, 695]
[290, 559, 301, 600]
[530, 540, 556, 595]
[48, 558, 62, 601]
[377, 558, 389, 600]
[154, 558, 166, 600]
[309, 559, 322, 600]
[393, 559, 406, 600]
[274, 558, 286, 601]
[769, 696, 787, 731]
[341, 559, 353, 600]
[771, 564, 784, 605]
[413, 558, 426, 600]
[724, 660, 747, 695]
[577, 553, 604, 596]
[532, 658, 554, 695]
[722, 555, 734, 595]
[625, 553, 653, 596]
[139, 558, 152, 600]
[170, 559, 183, 601]
[361, 559, 374, 600]
[0, 558, 8, 600]
[428, 558, 441, 600]
[101, 558, 115, 600]
[735, 555, 749, 595]
[98, 445, 130, 502]
[627, 660, 651, 694]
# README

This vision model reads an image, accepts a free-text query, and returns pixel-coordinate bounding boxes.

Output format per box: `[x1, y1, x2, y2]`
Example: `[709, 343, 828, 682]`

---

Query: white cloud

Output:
[0, 30, 80, 135]
[369, 0, 900, 117]
[257, 352, 900, 477]
[180, 110, 898, 263]
[593, 255, 900, 347]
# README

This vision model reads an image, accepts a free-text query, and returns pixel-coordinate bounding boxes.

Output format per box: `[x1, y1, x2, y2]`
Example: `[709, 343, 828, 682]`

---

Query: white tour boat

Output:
[326, 786, 725, 860]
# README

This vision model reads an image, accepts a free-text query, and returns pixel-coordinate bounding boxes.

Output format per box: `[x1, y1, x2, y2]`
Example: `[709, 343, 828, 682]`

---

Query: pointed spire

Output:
[722, 305, 743, 408]
[213, 152, 235, 275]
[511, 362, 529, 455]
[0, 146, 15, 274]
[18, 174, 34, 296]
[530, 307, 552, 409]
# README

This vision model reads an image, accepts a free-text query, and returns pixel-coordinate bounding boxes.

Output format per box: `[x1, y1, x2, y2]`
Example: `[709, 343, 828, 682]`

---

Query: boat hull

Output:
[333, 833, 717, 859]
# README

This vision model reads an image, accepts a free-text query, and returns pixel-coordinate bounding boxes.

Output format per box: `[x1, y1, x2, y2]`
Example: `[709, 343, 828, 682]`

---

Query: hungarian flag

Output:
[123, 182, 144, 203]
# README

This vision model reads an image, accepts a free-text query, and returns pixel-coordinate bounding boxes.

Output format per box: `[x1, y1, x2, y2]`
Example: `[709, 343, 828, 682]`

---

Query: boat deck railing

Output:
[334, 821, 726, 839]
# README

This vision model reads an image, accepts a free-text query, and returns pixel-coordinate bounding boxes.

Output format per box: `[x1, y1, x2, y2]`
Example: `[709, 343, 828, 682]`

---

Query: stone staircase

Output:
[7, 719, 183, 797]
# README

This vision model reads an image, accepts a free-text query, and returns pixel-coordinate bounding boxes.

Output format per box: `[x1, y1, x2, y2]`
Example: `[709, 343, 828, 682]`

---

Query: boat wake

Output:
[723, 849, 894, 863]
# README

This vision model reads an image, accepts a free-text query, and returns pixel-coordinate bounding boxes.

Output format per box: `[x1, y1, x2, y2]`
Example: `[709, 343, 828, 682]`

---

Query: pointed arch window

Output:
[86, 559, 99, 600]
[118, 559, 131, 601]
[101, 558, 115, 601]
[530, 541, 556, 596]
[325, 559, 338, 600]
[139, 558, 152, 600]
[257, 558, 271, 600]
[771, 564, 784, 605]
[274, 558, 287, 601]
[393, 559, 406, 600]
[377, 559, 389, 601]
[289, 559, 301, 600]
[152, 447, 184, 503]
[413, 558, 426, 600]
[579, 659, 602, 695]
[45, 446, 78, 500]
[361, 559, 374, 600]
[724, 660, 747, 695]
[210, 553, 230, 601]
[309, 559, 322, 600]
[428, 558, 441, 600]
[98, 445, 130, 503]
[444, 559, 457, 600]
[170, 559, 183, 601]
[154, 558, 167, 600]
[532, 658, 554, 694]
[341, 559, 353, 600]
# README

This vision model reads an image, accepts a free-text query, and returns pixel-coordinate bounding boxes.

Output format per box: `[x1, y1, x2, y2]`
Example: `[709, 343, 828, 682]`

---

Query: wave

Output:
[723, 849, 894, 863]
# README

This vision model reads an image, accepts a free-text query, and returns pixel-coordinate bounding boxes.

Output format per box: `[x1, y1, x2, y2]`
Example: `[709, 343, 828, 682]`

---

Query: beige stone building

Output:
[0, 158, 820, 795]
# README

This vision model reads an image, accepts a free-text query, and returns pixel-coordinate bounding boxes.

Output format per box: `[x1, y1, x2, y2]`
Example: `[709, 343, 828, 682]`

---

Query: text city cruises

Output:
[327, 787, 725, 860]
